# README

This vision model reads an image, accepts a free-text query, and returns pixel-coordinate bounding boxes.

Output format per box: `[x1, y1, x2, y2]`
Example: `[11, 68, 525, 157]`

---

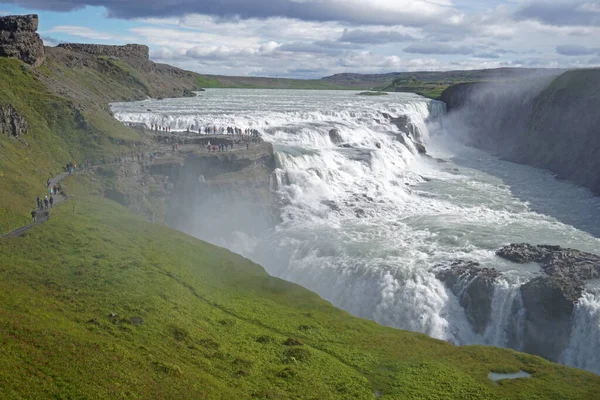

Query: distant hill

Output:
[190, 68, 566, 99]
[320, 68, 566, 99]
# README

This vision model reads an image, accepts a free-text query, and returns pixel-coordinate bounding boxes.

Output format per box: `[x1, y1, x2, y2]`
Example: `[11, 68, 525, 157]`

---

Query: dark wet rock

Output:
[416, 143, 427, 155]
[519, 276, 576, 361]
[321, 200, 341, 212]
[436, 260, 501, 335]
[182, 88, 197, 97]
[497, 243, 600, 287]
[354, 208, 366, 218]
[329, 128, 343, 144]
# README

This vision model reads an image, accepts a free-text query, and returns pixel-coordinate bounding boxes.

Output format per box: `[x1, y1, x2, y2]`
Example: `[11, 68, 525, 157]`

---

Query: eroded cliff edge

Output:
[440, 69, 600, 194]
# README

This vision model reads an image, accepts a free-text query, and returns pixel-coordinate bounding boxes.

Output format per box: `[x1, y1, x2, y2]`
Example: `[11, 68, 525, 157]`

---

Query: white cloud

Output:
[49, 25, 135, 42]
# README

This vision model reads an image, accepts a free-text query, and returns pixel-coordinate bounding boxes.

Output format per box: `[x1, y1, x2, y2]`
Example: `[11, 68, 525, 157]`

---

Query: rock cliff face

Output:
[0, 104, 28, 137]
[163, 144, 278, 241]
[56, 43, 149, 60]
[0, 14, 45, 66]
[109, 142, 279, 241]
[436, 261, 500, 335]
[440, 69, 600, 194]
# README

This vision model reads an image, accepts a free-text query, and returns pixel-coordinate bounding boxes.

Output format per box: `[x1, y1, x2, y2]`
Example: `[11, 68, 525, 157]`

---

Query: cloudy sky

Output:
[1, 0, 599, 78]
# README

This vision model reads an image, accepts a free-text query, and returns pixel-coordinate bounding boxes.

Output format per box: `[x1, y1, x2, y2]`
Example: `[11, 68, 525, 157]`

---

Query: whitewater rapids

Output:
[112, 89, 600, 374]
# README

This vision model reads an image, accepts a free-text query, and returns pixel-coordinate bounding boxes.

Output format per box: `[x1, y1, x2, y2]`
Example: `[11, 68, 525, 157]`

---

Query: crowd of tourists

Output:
[150, 123, 261, 139]
[31, 178, 63, 223]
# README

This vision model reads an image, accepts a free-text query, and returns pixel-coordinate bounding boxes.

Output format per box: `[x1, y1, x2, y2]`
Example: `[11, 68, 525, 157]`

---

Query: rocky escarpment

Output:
[437, 243, 600, 363]
[0, 14, 45, 66]
[107, 142, 278, 241]
[440, 69, 600, 194]
[56, 43, 149, 60]
[0, 104, 28, 137]
[42, 44, 202, 103]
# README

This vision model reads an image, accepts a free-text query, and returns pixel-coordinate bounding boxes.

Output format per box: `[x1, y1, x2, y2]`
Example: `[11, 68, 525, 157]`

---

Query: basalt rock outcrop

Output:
[56, 43, 149, 60]
[437, 243, 600, 363]
[0, 14, 45, 66]
[0, 104, 28, 137]
[436, 260, 501, 334]
[497, 243, 600, 302]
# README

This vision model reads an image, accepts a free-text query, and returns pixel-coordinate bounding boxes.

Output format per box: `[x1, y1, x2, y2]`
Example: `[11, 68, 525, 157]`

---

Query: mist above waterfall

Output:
[112, 89, 600, 374]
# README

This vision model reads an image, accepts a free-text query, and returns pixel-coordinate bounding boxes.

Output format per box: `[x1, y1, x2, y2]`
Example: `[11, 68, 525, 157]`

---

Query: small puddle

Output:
[488, 370, 532, 382]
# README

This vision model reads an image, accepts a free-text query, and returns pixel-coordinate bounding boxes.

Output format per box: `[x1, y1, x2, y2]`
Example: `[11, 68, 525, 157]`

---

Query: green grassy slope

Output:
[0, 58, 140, 234]
[1, 175, 599, 399]
[0, 46, 205, 235]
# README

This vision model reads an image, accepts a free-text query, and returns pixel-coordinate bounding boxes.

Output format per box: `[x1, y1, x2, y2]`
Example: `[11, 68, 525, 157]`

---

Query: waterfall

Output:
[111, 89, 600, 374]
[561, 290, 600, 374]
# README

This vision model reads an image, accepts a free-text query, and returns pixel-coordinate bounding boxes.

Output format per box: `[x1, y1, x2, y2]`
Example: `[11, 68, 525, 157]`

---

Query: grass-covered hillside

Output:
[1, 175, 599, 399]
[0, 43, 205, 234]
[0, 57, 141, 234]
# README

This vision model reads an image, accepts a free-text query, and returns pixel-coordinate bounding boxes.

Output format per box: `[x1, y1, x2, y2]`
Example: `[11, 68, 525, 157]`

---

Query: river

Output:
[112, 89, 600, 374]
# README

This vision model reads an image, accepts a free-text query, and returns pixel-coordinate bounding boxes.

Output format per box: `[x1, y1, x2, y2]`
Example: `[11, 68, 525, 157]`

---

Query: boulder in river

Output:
[329, 129, 343, 144]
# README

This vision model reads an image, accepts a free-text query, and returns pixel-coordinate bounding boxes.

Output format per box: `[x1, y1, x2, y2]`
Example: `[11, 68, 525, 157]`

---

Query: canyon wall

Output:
[440, 69, 600, 194]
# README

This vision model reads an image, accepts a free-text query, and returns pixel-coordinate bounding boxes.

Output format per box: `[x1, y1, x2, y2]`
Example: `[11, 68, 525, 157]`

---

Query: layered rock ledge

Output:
[56, 43, 150, 60]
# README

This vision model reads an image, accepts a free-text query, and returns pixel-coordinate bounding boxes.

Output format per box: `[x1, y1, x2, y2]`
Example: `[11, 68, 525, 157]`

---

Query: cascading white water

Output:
[111, 89, 600, 374]
[561, 289, 600, 374]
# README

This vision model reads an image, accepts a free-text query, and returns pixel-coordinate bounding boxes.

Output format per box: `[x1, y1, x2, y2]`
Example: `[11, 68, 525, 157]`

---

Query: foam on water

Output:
[112, 89, 600, 373]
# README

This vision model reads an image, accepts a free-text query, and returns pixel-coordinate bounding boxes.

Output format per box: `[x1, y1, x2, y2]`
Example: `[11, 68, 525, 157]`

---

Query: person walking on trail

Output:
[44, 196, 49, 210]
[49, 196, 54, 208]
[31, 209, 37, 224]
[37, 197, 41, 210]
[47, 178, 51, 188]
